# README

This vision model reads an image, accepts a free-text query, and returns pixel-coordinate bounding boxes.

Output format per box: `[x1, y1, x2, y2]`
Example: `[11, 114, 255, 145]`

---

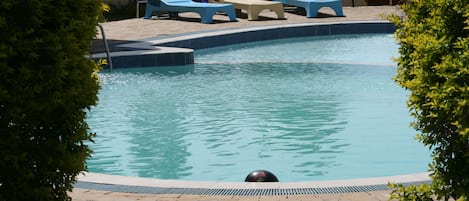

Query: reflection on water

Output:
[86, 34, 430, 182]
[87, 62, 352, 181]
[195, 34, 398, 66]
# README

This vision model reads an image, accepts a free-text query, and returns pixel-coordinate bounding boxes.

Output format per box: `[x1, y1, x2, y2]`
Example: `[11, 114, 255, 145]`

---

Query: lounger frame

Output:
[275, 0, 344, 18]
[215, 0, 284, 21]
[144, 0, 237, 23]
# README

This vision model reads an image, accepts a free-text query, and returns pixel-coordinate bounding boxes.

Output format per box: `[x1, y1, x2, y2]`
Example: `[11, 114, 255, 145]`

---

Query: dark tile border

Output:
[154, 21, 395, 50]
[99, 21, 395, 69]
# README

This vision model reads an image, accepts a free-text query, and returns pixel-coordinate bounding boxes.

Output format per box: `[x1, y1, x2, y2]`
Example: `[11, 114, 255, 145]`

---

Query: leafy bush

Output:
[389, 0, 469, 200]
[104, 1, 144, 21]
[389, 183, 435, 201]
[0, 0, 102, 200]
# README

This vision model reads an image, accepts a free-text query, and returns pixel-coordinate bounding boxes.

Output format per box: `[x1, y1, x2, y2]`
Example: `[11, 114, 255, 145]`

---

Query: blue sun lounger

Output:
[274, 0, 343, 18]
[144, 0, 237, 23]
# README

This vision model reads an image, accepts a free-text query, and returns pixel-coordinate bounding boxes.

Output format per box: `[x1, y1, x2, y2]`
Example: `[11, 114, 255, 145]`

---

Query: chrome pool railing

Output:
[97, 23, 113, 71]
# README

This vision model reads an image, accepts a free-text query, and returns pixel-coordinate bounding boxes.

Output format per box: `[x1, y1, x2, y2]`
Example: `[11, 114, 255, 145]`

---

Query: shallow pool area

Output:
[86, 34, 431, 182]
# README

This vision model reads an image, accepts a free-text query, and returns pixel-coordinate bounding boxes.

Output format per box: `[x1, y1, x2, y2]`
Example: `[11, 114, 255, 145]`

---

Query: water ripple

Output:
[86, 34, 430, 182]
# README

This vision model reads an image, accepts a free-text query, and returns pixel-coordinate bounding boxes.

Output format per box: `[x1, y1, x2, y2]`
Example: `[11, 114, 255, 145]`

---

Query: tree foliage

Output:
[0, 0, 102, 200]
[389, 0, 469, 200]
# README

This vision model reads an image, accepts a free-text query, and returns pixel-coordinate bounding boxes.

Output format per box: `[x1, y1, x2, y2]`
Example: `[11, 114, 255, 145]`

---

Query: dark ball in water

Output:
[244, 170, 279, 182]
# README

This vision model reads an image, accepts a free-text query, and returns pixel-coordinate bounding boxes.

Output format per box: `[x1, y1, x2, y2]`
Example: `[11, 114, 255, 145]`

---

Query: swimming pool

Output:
[86, 34, 430, 182]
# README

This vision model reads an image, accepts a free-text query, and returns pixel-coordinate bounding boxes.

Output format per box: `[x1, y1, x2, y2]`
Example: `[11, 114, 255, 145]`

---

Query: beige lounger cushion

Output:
[213, 0, 284, 20]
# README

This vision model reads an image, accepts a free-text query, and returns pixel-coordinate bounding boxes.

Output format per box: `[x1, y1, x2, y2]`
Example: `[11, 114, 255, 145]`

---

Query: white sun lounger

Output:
[213, 0, 284, 20]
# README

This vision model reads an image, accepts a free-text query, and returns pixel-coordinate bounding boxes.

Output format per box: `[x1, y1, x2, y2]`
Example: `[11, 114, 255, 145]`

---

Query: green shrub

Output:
[389, 183, 435, 201]
[0, 0, 102, 200]
[104, 1, 144, 21]
[389, 0, 469, 200]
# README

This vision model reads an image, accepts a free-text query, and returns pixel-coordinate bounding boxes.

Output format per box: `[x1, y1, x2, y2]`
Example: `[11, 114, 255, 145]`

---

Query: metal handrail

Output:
[96, 24, 113, 71]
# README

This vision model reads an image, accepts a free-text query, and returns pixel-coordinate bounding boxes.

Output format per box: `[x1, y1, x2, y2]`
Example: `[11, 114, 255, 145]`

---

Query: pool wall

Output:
[92, 21, 395, 69]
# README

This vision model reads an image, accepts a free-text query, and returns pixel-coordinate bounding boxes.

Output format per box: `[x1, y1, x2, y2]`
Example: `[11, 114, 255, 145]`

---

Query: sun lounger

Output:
[144, 0, 237, 24]
[274, 0, 343, 18]
[213, 0, 284, 21]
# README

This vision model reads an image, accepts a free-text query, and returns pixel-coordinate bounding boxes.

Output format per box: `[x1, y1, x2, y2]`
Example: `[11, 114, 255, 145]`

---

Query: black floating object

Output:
[244, 170, 279, 182]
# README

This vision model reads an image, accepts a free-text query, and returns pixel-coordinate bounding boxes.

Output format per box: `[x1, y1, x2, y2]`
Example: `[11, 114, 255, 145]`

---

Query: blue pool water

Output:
[86, 34, 431, 182]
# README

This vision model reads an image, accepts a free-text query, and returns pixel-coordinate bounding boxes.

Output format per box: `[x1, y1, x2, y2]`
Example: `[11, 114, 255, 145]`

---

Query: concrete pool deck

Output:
[78, 5, 432, 201]
[71, 172, 430, 200]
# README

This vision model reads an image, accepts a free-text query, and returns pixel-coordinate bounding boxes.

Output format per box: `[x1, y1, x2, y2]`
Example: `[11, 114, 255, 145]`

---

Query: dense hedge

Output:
[389, 0, 469, 200]
[0, 0, 102, 200]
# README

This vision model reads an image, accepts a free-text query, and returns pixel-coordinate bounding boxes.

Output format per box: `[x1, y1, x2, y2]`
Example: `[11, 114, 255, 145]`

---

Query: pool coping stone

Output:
[76, 172, 431, 195]
[92, 20, 395, 69]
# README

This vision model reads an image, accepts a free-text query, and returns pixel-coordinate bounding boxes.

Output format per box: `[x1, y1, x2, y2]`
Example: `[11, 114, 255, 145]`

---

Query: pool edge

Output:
[75, 172, 431, 195]
[91, 20, 395, 69]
